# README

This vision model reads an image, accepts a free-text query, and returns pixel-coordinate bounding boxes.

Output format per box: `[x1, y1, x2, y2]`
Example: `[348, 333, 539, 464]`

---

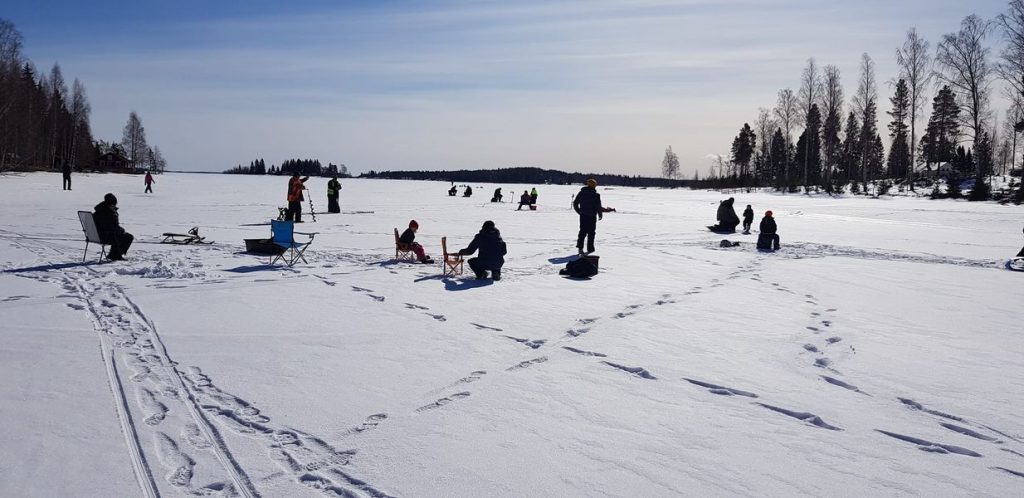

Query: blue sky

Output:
[9, 0, 1009, 175]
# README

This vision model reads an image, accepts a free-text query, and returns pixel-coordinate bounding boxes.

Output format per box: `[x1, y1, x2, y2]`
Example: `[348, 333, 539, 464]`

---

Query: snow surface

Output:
[0, 171, 1022, 497]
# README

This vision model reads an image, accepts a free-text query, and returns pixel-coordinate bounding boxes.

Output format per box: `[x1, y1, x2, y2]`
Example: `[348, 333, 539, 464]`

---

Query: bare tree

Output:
[121, 111, 147, 171]
[68, 78, 90, 170]
[754, 107, 776, 183]
[936, 14, 993, 178]
[852, 53, 878, 188]
[774, 88, 800, 187]
[798, 58, 822, 191]
[661, 145, 680, 178]
[821, 65, 843, 188]
[896, 28, 932, 188]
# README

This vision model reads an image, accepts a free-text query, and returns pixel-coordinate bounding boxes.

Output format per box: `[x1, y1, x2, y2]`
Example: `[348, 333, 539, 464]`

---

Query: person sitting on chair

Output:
[459, 220, 507, 280]
[399, 220, 434, 264]
[491, 188, 503, 203]
[756, 210, 780, 251]
[93, 193, 134, 261]
[517, 190, 532, 211]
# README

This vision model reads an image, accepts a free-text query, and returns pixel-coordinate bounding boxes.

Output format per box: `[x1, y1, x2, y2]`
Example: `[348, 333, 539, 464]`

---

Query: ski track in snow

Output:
[6, 235, 393, 498]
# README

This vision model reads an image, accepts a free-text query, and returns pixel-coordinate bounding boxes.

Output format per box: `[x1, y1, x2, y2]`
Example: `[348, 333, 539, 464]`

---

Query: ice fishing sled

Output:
[1008, 257, 1024, 272]
[161, 227, 212, 244]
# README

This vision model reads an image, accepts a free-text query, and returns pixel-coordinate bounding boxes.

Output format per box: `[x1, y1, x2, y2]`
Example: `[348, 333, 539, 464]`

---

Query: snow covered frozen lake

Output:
[0, 171, 1022, 497]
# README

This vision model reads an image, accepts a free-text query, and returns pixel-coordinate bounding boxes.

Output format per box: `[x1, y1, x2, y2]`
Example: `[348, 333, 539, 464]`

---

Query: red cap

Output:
[409, 220, 419, 228]
[765, 210, 773, 217]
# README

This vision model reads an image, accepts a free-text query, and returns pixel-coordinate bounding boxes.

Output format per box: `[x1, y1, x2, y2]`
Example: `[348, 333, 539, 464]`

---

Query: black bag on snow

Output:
[560, 257, 598, 278]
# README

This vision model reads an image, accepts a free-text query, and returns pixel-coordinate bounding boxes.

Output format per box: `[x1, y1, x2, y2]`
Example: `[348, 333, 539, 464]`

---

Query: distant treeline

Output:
[360, 167, 690, 188]
[224, 158, 350, 177]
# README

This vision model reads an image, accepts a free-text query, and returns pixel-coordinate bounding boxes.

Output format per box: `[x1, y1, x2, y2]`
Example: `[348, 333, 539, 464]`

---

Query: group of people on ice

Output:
[708, 197, 780, 251]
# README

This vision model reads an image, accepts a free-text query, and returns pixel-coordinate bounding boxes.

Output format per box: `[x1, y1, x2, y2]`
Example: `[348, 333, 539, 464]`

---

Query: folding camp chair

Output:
[394, 228, 417, 262]
[78, 211, 108, 262]
[270, 220, 317, 266]
[441, 236, 463, 276]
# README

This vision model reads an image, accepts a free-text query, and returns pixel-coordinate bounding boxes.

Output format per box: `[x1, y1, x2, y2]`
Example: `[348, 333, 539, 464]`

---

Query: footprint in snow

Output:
[875, 429, 981, 456]
[405, 303, 429, 310]
[602, 361, 656, 380]
[562, 346, 607, 357]
[470, 322, 503, 331]
[416, 392, 471, 412]
[826, 336, 842, 344]
[758, 403, 842, 431]
[507, 357, 548, 371]
[683, 378, 757, 397]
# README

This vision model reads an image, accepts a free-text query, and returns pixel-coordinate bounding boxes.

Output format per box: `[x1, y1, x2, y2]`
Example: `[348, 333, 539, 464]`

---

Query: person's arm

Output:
[596, 193, 603, 220]
[458, 235, 480, 255]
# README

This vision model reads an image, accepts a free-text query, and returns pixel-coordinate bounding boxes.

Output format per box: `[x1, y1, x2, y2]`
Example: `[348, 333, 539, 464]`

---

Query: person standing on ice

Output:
[399, 220, 434, 264]
[144, 171, 155, 193]
[530, 187, 538, 206]
[459, 220, 507, 280]
[756, 210, 780, 251]
[93, 193, 134, 261]
[62, 162, 72, 190]
[327, 175, 342, 213]
[573, 179, 603, 255]
[742, 204, 754, 234]
[286, 172, 309, 222]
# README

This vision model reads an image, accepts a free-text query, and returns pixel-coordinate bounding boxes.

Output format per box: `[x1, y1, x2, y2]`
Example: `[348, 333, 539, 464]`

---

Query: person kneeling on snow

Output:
[756, 210, 780, 251]
[93, 193, 134, 261]
[399, 220, 434, 264]
[709, 197, 740, 233]
[459, 220, 507, 280]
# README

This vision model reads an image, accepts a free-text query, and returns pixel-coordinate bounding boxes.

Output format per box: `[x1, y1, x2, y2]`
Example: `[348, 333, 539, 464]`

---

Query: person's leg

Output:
[580, 215, 597, 253]
[285, 202, 295, 221]
[491, 266, 501, 281]
[772, 234, 780, 250]
[120, 232, 135, 256]
[291, 201, 302, 222]
[468, 258, 487, 279]
[412, 243, 428, 262]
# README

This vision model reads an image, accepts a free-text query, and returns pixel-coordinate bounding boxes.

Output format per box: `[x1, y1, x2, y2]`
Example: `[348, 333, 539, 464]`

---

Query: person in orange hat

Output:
[399, 219, 434, 263]
[756, 210, 780, 251]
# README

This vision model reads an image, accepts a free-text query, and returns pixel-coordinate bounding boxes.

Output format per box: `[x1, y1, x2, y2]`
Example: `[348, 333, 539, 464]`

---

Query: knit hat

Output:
[104, 193, 117, 205]
[765, 210, 773, 217]
[482, 220, 495, 230]
[586, 178, 597, 188]
[409, 220, 419, 228]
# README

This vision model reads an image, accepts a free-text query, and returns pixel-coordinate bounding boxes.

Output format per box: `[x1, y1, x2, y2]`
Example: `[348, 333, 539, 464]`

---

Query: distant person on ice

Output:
[62, 162, 72, 190]
[458, 220, 507, 280]
[709, 197, 740, 233]
[286, 173, 309, 222]
[756, 210, 780, 251]
[491, 188, 503, 203]
[530, 187, 538, 205]
[448, 184, 458, 196]
[742, 204, 754, 234]
[93, 193, 134, 261]
[399, 220, 434, 264]
[463, 185, 473, 197]
[327, 175, 342, 213]
[573, 179, 603, 255]
[517, 190, 532, 210]
[144, 171, 155, 193]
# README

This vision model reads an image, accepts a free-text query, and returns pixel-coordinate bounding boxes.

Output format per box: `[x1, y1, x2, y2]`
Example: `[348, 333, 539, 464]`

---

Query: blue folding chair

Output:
[270, 220, 317, 266]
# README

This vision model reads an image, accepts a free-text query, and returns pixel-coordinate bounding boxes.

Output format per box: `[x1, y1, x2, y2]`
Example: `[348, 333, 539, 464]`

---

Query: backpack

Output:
[560, 257, 598, 278]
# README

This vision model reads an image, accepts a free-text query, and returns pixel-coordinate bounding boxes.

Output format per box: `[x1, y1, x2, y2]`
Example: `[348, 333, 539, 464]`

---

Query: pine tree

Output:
[887, 79, 911, 179]
[769, 128, 787, 189]
[969, 131, 993, 200]
[730, 124, 755, 180]
[839, 112, 861, 186]
[919, 86, 960, 171]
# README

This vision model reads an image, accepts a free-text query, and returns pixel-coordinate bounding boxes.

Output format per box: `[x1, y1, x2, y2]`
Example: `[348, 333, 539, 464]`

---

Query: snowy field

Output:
[0, 171, 1022, 498]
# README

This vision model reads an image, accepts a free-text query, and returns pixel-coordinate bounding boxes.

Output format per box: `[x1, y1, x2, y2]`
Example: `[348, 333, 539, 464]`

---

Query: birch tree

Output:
[896, 28, 932, 188]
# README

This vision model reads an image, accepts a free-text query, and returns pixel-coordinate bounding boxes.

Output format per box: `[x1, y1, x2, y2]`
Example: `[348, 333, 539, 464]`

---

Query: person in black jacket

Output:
[93, 193, 134, 261]
[517, 190, 531, 211]
[459, 220, 507, 280]
[399, 220, 433, 263]
[62, 162, 72, 190]
[756, 210, 780, 251]
[742, 204, 754, 234]
[709, 197, 740, 233]
[572, 179, 603, 254]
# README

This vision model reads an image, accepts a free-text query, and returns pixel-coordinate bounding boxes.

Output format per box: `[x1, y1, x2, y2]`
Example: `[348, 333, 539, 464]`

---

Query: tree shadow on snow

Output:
[4, 261, 108, 273]
[224, 264, 298, 273]
[442, 277, 493, 291]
